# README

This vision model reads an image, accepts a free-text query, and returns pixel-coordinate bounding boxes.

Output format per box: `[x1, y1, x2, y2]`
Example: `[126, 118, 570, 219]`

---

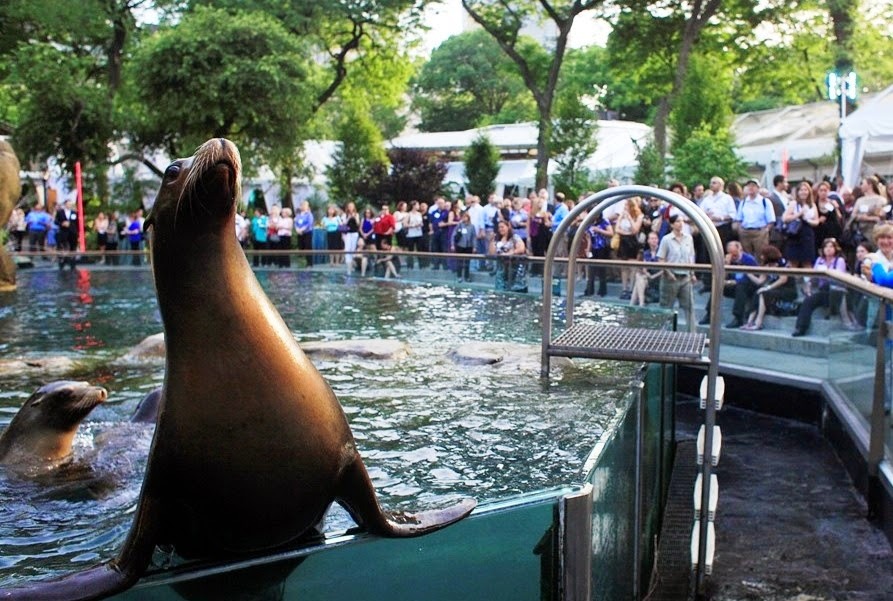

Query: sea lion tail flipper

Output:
[335, 454, 476, 538]
[0, 563, 136, 601]
[0, 494, 160, 600]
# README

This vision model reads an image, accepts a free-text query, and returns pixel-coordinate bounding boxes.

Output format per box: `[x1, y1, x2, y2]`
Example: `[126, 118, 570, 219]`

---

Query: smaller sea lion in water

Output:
[129, 387, 162, 424]
[0, 381, 108, 471]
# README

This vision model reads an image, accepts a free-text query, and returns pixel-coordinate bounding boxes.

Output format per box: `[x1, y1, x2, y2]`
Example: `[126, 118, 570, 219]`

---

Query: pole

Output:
[75, 161, 85, 252]
[838, 80, 846, 181]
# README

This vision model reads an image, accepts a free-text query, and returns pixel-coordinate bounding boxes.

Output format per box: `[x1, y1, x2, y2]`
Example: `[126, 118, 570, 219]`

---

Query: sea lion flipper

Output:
[0, 562, 134, 601]
[335, 454, 476, 538]
[0, 494, 161, 600]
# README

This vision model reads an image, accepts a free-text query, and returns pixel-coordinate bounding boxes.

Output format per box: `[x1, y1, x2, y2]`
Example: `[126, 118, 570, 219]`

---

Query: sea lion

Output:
[0, 138, 475, 600]
[0, 381, 108, 471]
[129, 387, 162, 424]
[0, 140, 19, 292]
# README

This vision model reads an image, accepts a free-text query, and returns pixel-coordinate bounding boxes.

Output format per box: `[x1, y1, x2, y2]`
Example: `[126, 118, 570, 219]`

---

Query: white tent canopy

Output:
[841, 84, 893, 189]
[393, 121, 652, 196]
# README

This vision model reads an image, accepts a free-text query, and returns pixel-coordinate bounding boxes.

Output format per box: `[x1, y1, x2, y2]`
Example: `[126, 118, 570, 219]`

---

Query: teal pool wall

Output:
[107, 364, 675, 600]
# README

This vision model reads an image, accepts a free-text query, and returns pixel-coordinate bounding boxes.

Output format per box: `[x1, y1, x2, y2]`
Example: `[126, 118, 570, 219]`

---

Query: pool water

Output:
[0, 268, 662, 585]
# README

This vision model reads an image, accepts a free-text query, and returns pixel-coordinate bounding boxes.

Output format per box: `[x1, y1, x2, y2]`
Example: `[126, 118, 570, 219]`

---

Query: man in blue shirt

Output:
[698, 240, 759, 328]
[24, 203, 53, 254]
[735, 179, 776, 258]
[551, 192, 569, 233]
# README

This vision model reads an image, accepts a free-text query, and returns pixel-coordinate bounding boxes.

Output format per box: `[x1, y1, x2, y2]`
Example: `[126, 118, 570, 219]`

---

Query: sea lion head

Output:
[0, 381, 108, 466]
[146, 138, 241, 242]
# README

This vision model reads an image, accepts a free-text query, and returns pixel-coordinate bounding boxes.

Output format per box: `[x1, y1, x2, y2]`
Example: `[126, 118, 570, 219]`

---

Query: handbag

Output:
[783, 219, 803, 238]
[610, 233, 621, 250]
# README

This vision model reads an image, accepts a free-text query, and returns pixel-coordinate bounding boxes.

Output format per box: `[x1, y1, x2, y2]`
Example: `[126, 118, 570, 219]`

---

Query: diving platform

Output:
[549, 324, 708, 365]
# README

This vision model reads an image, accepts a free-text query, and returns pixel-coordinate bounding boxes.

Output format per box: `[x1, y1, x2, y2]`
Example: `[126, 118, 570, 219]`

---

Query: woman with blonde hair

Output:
[614, 197, 644, 299]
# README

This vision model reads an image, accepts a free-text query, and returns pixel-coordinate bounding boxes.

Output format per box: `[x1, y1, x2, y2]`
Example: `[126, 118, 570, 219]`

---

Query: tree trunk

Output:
[652, 0, 720, 159]
[280, 167, 294, 211]
[535, 109, 552, 191]
[827, 0, 855, 71]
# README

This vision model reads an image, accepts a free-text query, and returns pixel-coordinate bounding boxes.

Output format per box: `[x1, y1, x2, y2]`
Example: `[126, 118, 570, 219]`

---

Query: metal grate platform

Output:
[549, 324, 708, 365]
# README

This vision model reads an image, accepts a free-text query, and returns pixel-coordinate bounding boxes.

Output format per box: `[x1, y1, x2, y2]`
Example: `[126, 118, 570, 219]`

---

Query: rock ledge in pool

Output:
[299, 339, 410, 360]
[447, 342, 573, 369]
[119, 334, 411, 363]
[0, 356, 83, 378]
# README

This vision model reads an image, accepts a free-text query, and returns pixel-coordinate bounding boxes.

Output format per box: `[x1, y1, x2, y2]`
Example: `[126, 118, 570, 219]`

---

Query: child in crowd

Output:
[376, 240, 400, 279]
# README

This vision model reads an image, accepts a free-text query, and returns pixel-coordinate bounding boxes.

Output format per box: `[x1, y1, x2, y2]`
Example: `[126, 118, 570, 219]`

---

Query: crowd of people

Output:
[7, 202, 147, 268]
[9, 172, 893, 338]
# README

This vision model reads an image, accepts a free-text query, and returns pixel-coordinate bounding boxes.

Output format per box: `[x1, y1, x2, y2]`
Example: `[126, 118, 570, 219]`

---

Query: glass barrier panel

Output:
[585, 389, 638, 600]
[109, 490, 575, 601]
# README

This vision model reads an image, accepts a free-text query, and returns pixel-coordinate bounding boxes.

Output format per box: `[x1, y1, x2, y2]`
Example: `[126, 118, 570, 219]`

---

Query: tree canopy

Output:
[126, 7, 319, 171]
[412, 29, 535, 132]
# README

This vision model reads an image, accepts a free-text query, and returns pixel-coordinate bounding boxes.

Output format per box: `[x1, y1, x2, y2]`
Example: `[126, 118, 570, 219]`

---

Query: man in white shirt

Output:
[658, 214, 697, 332]
[700, 176, 737, 248]
[465, 195, 487, 270]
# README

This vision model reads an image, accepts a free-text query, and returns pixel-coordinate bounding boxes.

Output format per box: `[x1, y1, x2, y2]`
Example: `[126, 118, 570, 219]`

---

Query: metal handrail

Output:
[537, 185, 726, 598]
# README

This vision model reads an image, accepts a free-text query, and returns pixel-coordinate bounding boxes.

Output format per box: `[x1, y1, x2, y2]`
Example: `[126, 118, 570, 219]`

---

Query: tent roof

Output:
[388, 120, 650, 160]
[840, 84, 893, 148]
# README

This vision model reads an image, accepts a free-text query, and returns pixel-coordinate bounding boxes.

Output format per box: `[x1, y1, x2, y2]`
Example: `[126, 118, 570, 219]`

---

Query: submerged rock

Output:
[119, 334, 412, 363]
[0, 356, 83, 379]
[447, 342, 573, 370]
[300, 339, 410, 360]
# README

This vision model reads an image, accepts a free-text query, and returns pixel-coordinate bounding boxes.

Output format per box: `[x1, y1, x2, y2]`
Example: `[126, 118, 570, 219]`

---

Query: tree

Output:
[10, 43, 114, 176]
[633, 139, 666, 187]
[668, 51, 733, 152]
[461, 0, 608, 188]
[2, 0, 172, 197]
[125, 7, 319, 172]
[412, 29, 535, 132]
[550, 95, 599, 199]
[199, 0, 427, 115]
[325, 104, 389, 205]
[670, 127, 747, 190]
[463, 133, 500, 199]
[385, 148, 448, 204]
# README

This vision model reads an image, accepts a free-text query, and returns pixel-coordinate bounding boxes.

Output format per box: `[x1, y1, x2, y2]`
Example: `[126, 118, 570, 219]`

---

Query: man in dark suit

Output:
[55, 198, 79, 270]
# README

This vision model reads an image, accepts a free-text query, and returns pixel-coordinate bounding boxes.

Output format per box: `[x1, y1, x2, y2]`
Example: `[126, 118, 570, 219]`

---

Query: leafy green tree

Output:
[550, 95, 599, 200]
[670, 127, 746, 190]
[1, 0, 173, 197]
[10, 44, 114, 176]
[326, 104, 389, 205]
[197, 0, 426, 114]
[669, 52, 733, 152]
[463, 133, 500, 199]
[126, 7, 319, 172]
[385, 148, 448, 204]
[461, 0, 608, 188]
[633, 139, 666, 187]
[412, 30, 535, 132]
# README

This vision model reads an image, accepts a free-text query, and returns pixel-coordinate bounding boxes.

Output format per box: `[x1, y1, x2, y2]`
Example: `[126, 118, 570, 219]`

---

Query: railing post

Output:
[559, 484, 593, 601]
[633, 381, 646, 600]
[869, 301, 888, 477]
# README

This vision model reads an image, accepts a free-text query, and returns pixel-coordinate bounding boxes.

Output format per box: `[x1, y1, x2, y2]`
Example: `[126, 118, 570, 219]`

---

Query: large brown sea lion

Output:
[0, 139, 475, 600]
[0, 381, 108, 472]
[0, 140, 20, 292]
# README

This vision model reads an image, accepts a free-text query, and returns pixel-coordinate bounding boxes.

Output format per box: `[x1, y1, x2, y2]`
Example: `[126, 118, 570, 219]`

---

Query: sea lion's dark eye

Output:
[165, 164, 181, 178]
